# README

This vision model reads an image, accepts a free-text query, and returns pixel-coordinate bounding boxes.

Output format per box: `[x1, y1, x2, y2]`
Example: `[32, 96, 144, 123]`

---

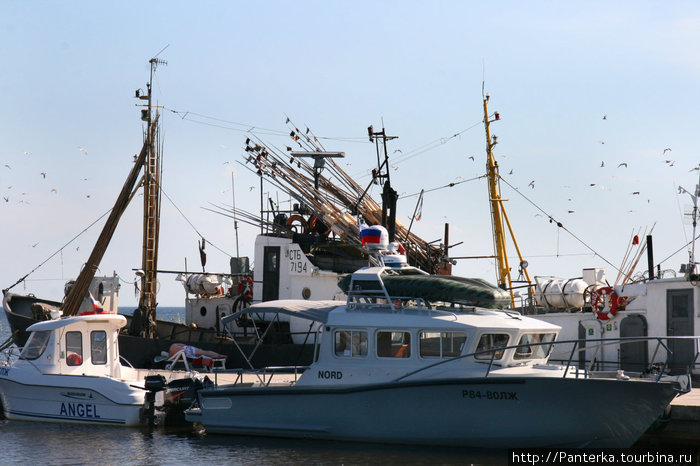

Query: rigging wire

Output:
[4, 208, 113, 291]
[400, 174, 488, 199]
[497, 175, 620, 273]
[159, 185, 233, 259]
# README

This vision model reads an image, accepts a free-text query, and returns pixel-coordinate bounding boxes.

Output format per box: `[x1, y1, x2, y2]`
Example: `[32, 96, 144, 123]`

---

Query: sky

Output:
[1, 1, 700, 307]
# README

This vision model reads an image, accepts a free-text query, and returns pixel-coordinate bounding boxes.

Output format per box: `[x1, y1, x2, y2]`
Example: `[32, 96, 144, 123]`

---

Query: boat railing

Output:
[393, 335, 700, 388]
[211, 365, 310, 388]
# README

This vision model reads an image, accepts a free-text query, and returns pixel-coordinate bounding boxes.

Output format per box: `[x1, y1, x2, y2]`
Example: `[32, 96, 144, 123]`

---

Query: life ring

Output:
[308, 215, 331, 236]
[592, 286, 618, 321]
[286, 214, 308, 234]
[237, 276, 254, 300]
[67, 353, 82, 366]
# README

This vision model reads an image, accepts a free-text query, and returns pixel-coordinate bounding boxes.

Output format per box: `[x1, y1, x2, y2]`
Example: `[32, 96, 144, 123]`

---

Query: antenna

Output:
[679, 164, 700, 276]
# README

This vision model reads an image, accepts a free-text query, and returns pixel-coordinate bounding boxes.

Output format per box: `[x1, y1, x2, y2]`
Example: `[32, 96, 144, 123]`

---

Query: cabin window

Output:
[334, 330, 368, 357]
[376, 331, 411, 358]
[20, 331, 50, 360]
[474, 333, 509, 360]
[91, 331, 107, 365]
[66, 331, 83, 366]
[513, 333, 556, 360]
[419, 331, 467, 358]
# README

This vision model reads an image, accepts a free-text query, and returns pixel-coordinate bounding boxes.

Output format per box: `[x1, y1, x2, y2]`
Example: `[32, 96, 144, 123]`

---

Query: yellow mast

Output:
[482, 94, 533, 307]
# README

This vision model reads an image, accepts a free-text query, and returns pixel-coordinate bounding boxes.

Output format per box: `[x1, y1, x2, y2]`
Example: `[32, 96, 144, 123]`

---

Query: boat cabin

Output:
[221, 267, 561, 386]
[17, 314, 126, 378]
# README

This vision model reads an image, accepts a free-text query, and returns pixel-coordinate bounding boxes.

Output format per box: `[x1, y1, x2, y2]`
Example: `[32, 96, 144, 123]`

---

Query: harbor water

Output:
[0, 306, 508, 465]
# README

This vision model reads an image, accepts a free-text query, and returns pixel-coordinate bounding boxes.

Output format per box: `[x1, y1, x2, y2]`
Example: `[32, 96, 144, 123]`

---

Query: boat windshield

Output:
[513, 333, 556, 360]
[474, 333, 509, 360]
[20, 331, 51, 360]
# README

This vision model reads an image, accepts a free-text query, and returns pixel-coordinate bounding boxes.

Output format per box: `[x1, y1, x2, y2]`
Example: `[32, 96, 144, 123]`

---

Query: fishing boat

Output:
[0, 310, 210, 426]
[185, 266, 695, 448]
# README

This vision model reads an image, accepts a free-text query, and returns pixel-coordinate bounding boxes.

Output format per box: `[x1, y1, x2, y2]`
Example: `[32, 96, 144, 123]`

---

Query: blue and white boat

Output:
[185, 266, 695, 448]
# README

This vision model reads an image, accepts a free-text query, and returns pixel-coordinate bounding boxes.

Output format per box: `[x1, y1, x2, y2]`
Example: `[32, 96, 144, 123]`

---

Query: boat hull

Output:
[0, 371, 144, 426]
[187, 377, 678, 448]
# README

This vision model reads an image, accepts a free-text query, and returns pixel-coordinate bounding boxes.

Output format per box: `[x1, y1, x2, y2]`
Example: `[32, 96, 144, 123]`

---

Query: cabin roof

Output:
[26, 313, 127, 332]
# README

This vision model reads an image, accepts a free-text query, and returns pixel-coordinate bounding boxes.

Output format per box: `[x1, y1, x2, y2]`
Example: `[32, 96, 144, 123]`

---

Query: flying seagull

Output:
[468, 156, 475, 161]
[602, 115, 607, 120]
[617, 162, 628, 168]
[663, 148, 672, 155]
[600, 161, 604, 167]
[631, 191, 640, 195]
[78, 147, 88, 155]
[4, 164, 10, 169]
[528, 180, 535, 189]
[40, 172, 46, 178]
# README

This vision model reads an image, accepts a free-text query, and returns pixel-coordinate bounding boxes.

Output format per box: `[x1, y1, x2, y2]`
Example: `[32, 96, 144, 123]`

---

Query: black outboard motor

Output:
[141, 374, 167, 426]
[163, 376, 212, 425]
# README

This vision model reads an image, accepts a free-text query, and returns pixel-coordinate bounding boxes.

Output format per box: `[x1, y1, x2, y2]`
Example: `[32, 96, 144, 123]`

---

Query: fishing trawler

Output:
[185, 266, 695, 448]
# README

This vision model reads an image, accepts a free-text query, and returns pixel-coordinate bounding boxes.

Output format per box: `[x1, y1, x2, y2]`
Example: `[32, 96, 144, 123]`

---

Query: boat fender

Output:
[237, 276, 254, 300]
[286, 214, 308, 234]
[592, 286, 618, 321]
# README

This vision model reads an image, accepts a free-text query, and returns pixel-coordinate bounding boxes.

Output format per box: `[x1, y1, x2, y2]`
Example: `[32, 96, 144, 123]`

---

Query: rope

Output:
[498, 175, 620, 273]
[3, 208, 112, 292]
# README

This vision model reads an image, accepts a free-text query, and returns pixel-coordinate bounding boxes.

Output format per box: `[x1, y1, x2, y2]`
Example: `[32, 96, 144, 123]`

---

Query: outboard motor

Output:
[141, 374, 167, 426]
[162, 376, 212, 425]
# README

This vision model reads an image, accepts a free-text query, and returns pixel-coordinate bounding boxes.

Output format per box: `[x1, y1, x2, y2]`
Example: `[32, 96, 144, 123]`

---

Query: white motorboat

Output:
[0, 310, 210, 426]
[185, 266, 695, 448]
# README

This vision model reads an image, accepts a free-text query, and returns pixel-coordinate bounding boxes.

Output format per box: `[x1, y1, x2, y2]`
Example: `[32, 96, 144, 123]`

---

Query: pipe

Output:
[646, 234, 654, 280]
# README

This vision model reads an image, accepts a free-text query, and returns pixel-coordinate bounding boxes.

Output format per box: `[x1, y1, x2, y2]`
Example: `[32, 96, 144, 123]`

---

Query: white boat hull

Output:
[0, 371, 145, 426]
[187, 377, 678, 448]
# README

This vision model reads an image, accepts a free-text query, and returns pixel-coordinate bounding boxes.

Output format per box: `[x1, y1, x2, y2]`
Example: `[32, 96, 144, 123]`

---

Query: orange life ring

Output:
[308, 215, 331, 236]
[286, 214, 308, 234]
[67, 353, 82, 366]
[237, 276, 254, 300]
[592, 286, 618, 321]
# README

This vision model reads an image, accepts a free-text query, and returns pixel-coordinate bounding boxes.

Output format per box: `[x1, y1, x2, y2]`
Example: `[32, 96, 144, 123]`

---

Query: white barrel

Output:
[535, 278, 587, 309]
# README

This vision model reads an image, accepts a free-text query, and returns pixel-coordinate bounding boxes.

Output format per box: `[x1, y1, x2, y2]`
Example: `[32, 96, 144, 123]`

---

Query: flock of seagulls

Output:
[1, 147, 94, 208]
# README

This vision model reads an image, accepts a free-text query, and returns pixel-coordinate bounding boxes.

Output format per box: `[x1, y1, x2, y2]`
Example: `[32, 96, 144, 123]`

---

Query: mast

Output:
[482, 93, 533, 307]
[136, 57, 166, 338]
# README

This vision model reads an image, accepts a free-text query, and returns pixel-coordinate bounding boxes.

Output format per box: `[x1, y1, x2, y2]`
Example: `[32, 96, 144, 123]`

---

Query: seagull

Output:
[690, 166, 700, 172]
[617, 162, 628, 168]
[86, 194, 90, 198]
[508, 169, 513, 175]
[23, 151, 31, 156]
[600, 141, 605, 144]
[528, 180, 535, 189]
[600, 161, 605, 167]
[40, 172, 46, 178]
[76, 246, 80, 251]
[32, 242, 38, 248]
[468, 156, 475, 161]
[223, 161, 230, 165]
[631, 191, 640, 195]
[249, 186, 256, 191]
[4, 164, 10, 169]
[78, 147, 88, 155]
[50, 188, 58, 193]
[394, 149, 403, 154]
[590, 183, 596, 187]
[568, 210, 575, 213]
[2, 197, 8, 202]
[602, 115, 607, 120]
[663, 148, 672, 155]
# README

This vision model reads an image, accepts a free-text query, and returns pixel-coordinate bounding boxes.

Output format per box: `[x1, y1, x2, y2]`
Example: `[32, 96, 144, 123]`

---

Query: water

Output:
[0, 307, 508, 465]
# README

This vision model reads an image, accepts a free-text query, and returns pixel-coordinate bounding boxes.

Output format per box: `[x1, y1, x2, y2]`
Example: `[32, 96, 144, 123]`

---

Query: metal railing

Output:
[394, 335, 700, 386]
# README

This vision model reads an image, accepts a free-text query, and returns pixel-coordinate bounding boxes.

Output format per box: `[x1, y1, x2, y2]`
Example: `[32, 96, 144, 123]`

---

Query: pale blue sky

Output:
[2, 1, 699, 305]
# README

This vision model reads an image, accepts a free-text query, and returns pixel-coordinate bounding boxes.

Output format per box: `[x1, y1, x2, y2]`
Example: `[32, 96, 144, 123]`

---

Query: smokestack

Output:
[647, 235, 654, 280]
